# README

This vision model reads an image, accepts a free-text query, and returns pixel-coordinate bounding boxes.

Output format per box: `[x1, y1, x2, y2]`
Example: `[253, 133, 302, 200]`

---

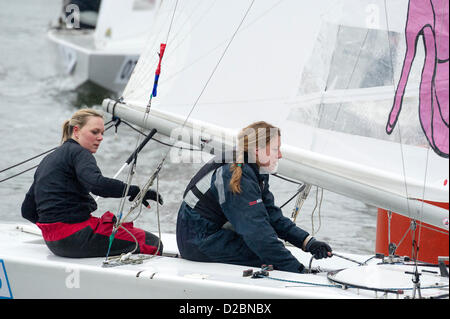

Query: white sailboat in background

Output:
[0, 0, 448, 299]
[47, 0, 159, 94]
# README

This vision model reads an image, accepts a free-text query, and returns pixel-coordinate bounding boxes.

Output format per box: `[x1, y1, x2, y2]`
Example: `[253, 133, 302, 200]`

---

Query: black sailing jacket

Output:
[21, 139, 136, 224]
[177, 158, 311, 273]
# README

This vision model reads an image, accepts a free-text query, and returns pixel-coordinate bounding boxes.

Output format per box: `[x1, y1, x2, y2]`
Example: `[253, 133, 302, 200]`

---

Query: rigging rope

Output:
[0, 148, 56, 174]
[0, 119, 115, 183]
[178, 0, 256, 127]
[310, 186, 323, 236]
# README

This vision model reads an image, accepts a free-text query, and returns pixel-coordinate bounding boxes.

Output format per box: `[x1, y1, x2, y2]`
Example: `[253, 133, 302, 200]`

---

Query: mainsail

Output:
[93, 0, 159, 52]
[103, 0, 449, 231]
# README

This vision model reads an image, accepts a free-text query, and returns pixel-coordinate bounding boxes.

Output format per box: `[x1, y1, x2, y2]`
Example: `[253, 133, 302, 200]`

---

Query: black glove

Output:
[305, 238, 332, 259]
[128, 186, 164, 207]
[142, 189, 164, 206]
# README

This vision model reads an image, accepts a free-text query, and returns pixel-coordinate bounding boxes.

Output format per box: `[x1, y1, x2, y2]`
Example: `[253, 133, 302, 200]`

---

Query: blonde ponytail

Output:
[230, 163, 243, 194]
[229, 121, 280, 194]
[60, 108, 103, 144]
[61, 120, 72, 144]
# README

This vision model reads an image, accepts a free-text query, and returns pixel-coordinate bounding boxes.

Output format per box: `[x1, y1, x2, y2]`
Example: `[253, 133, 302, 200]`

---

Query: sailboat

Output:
[47, 0, 159, 94]
[0, 0, 448, 299]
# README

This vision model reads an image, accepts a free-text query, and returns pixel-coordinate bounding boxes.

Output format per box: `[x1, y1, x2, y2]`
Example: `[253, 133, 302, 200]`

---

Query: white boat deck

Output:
[0, 222, 447, 299]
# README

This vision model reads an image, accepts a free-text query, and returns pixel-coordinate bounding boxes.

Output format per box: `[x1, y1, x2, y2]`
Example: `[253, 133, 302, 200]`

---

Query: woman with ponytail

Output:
[176, 121, 332, 273]
[21, 108, 163, 258]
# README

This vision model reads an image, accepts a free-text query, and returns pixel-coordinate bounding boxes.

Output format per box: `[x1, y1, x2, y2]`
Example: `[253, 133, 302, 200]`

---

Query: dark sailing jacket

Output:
[21, 138, 136, 224]
[176, 156, 311, 273]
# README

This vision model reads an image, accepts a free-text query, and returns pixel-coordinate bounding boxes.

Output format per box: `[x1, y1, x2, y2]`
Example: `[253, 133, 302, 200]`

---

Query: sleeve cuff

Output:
[302, 235, 314, 251]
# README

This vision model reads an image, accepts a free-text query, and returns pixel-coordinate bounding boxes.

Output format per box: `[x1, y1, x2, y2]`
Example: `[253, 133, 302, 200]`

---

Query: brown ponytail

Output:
[60, 108, 103, 144]
[229, 121, 280, 194]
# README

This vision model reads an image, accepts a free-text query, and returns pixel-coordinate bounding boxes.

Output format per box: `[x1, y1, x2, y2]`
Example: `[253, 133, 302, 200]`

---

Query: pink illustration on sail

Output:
[386, 0, 449, 158]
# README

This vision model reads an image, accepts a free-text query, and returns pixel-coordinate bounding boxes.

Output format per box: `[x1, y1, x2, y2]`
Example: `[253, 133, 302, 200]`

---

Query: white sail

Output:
[103, 0, 449, 229]
[94, 0, 159, 52]
[1, 0, 448, 300]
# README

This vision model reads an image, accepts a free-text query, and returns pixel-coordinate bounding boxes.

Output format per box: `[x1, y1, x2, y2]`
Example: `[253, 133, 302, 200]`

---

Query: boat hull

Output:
[376, 206, 449, 264]
[1, 223, 447, 299]
[47, 29, 139, 94]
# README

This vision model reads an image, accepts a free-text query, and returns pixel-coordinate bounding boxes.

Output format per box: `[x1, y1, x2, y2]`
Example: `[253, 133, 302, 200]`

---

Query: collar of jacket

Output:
[66, 138, 79, 145]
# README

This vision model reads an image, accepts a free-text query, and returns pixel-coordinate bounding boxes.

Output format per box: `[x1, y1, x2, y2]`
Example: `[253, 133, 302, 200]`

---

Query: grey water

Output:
[0, 0, 377, 255]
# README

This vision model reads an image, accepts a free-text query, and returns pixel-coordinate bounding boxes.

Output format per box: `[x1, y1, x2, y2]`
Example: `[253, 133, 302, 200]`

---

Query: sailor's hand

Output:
[127, 185, 141, 201]
[306, 238, 332, 259]
[142, 189, 164, 207]
[128, 186, 163, 207]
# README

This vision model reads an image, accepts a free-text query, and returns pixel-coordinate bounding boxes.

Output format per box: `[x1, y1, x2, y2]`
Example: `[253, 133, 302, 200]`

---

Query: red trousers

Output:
[37, 211, 162, 258]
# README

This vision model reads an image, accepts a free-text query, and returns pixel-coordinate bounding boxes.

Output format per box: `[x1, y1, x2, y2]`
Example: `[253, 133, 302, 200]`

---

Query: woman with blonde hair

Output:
[176, 121, 332, 273]
[21, 108, 163, 258]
